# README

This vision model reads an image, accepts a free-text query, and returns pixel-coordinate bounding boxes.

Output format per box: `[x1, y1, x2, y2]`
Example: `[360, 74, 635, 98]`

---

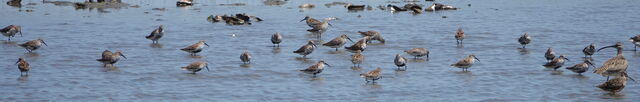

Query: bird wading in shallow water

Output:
[271, 32, 282, 47]
[518, 33, 530, 48]
[96, 50, 127, 67]
[145, 25, 164, 43]
[15, 57, 30, 76]
[182, 61, 210, 74]
[323, 34, 353, 51]
[293, 40, 317, 58]
[19, 38, 47, 53]
[594, 42, 628, 81]
[583, 43, 596, 57]
[181, 40, 209, 56]
[300, 60, 331, 77]
[545, 48, 556, 62]
[451, 54, 480, 71]
[360, 68, 382, 83]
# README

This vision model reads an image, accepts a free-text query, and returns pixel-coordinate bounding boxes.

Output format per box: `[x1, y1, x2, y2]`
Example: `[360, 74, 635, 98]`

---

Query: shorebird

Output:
[545, 48, 556, 62]
[306, 18, 331, 32]
[594, 42, 628, 81]
[542, 55, 569, 70]
[404, 48, 429, 59]
[323, 34, 353, 51]
[1, 25, 22, 41]
[19, 38, 47, 53]
[518, 33, 531, 48]
[240, 51, 251, 64]
[629, 35, 640, 51]
[181, 61, 210, 74]
[566, 59, 594, 74]
[351, 50, 364, 67]
[357, 30, 385, 43]
[344, 4, 365, 10]
[455, 28, 465, 44]
[300, 16, 321, 28]
[387, 4, 407, 11]
[597, 72, 635, 94]
[145, 25, 164, 43]
[425, 3, 458, 11]
[360, 68, 382, 83]
[583, 43, 596, 57]
[299, 60, 331, 77]
[176, 0, 193, 6]
[181, 40, 209, 56]
[394, 54, 407, 71]
[15, 57, 30, 75]
[271, 32, 282, 47]
[293, 40, 316, 58]
[451, 54, 480, 71]
[96, 50, 127, 67]
[345, 37, 368, 52]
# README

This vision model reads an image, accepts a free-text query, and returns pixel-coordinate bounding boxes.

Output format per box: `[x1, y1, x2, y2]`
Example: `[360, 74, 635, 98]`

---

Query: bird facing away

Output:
[351, 50, 364, 67]
[293, 40, 316, 58]
[15, 57, 30, 75]
[594, 42, 628, 81]
[629, 35, 640, 51]
[518, 33, 531, 48]
[360, 68, 382, 83]
[181, 40, 209, 56]
[451, 54, 480, 71]
[240, 51, 251, 64]
[1, 25, 22, 41]
[543, 55, 569, 70]
[597, 72, 635, 94]
[566, 59, 594, 74]
[182, 61, 210, 74]
[96, 50, 127, 67]
[545, 48, 556, 62]
[404, 48, 429, 59]
[323, 34, 353, 51]
[300, 60, 331, 77]
[394, 54, 407, 71]
[19, 38, 47, 53]
[583, 43, 596, 57]
[271, 32, 282, 47]
[345, 37, 368, 52]
[455, 28, 465, 44]
[357, 30, 385, 43]
[145, 25, 164, 43]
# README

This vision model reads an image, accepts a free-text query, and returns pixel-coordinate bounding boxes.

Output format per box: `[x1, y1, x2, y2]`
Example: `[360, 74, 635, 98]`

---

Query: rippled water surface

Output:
[1, 0, 640, 101]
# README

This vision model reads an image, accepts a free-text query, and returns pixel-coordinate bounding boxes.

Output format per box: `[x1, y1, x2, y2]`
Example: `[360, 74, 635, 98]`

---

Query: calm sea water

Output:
[1, 0, 639, 101]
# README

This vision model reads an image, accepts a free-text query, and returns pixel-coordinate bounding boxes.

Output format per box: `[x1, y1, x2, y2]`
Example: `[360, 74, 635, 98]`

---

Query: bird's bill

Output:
[42, 41, 48, 46]
[324, 62, 332, 67]
[204, 43, 210, 47]
[347, 37, 354, 43]
[328, 23, 333, 27]
[597, 45, 616, 52]
[15, 59, 20, 65]
[299, 17, 307, 22]
[120, 54, 127, 59]
[474, 56, 480, 62]
[563, 57, 570, 61]
[205, 66, 210, 72]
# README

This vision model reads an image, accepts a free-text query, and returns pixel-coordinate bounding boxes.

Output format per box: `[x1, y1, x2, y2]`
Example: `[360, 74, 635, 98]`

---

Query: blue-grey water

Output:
[1, 0, 639, 101]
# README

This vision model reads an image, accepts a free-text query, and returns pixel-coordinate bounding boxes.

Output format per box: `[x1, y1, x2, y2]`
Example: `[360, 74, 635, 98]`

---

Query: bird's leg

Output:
[606, 76, 610, 81]
[335, 48, 338, 51]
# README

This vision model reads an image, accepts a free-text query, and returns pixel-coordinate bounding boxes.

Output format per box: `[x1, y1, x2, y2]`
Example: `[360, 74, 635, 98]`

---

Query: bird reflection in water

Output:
[149, 43, 163, 48]
[517, 48, 529, 55]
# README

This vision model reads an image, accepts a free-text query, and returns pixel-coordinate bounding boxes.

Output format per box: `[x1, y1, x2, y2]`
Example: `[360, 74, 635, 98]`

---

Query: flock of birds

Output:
[2, 1, 639, 95]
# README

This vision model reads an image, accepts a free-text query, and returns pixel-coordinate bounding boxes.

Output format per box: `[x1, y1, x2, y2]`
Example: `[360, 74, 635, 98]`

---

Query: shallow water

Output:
[1, 0, 639, 101]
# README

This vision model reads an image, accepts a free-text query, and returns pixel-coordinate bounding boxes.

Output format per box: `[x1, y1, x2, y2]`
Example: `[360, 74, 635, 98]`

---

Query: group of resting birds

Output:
[518, 32, 639, 94]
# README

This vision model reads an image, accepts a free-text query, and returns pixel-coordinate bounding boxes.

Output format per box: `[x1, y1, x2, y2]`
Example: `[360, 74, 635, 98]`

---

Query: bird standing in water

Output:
[545, 48, 556, 62]
[240, 51, 251, 64]
[181, 61, 210, 74]
[300, 60, 331, 77]
[394, 54, 407, 71]
[543, 55, 569, 70]
[583, 43, 596, 57]
[597, 72, 635, 94]
[96, 50, 127, 67]
[455, 28, 465, 44]
[360, 68, 382, 83]
[1, 25, 22, 41]
[351, 50, 364, 67]
[19, 38, 48, 53]
[271, 32, 282, 47]
[181, 40, 209, 56]
[15, 58, 30, 76]
[293, 40, 316, 58]
[323, 34, 353, 51]
[518, 33, 530, 48]
[594, 42, 628, 81]
[566, 59, 594, 74]
[451, 54, 480, 71]
[145, 25, 164, 43]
